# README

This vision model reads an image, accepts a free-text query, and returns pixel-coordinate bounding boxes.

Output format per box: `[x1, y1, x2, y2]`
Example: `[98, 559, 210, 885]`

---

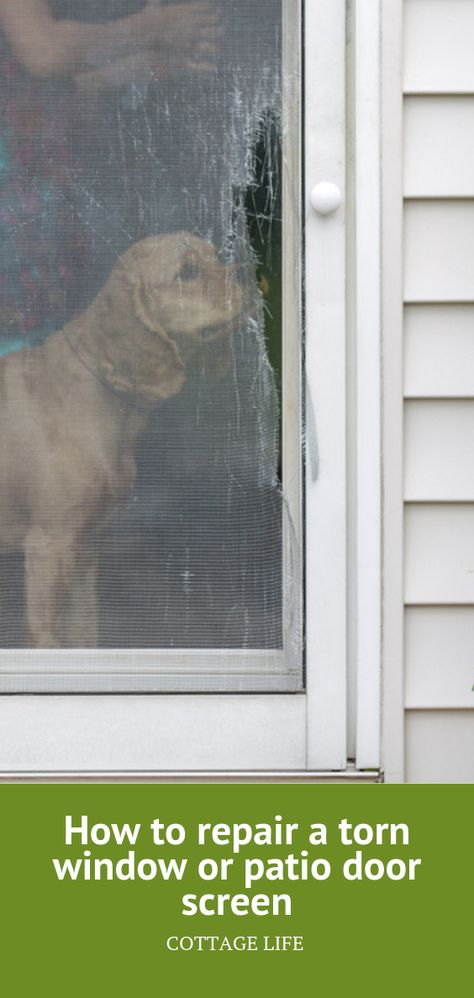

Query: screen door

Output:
[0, 0, 301, 694]
[0, 0, 347, 773]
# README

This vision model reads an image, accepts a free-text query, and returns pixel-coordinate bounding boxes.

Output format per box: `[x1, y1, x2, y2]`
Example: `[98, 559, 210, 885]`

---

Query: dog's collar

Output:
[62, 330, 152, 416]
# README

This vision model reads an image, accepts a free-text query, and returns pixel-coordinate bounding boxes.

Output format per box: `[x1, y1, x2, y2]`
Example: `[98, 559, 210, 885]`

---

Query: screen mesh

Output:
[0, 0, 301, 690]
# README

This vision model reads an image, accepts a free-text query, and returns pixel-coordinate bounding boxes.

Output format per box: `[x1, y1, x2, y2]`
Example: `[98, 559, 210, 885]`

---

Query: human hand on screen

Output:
[141, 1, 220, 64]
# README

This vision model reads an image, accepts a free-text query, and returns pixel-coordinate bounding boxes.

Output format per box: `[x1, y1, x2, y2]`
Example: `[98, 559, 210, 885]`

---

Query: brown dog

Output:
[0, 233, 247, 647]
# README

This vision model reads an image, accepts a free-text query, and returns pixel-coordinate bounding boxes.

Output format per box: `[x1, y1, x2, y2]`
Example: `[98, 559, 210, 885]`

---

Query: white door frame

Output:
[354, 0, 382, 770]
[0, 0, 384, 780]
[380, 0, 405, 783]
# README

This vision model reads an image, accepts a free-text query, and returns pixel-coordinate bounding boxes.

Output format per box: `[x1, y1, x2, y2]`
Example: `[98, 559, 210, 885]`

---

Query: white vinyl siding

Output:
[405, 402, 474, 500]
[404, 0, 474, 93]
[402, 0, 474, 781]
[404, 202, 474, 302]
[404, 305, 474, 397]
[405, 505, 474, 604]
[404, 97, 474, 197]
[405, 711, 474, 783]
[405, 607, 474, 709]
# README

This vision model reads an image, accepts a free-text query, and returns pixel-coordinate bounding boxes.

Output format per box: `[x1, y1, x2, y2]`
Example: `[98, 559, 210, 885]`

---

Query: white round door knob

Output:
[310, 182, 342, 216]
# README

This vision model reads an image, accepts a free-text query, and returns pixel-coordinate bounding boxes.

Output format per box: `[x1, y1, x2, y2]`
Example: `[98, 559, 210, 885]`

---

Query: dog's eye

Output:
[176, 261, 200, 282]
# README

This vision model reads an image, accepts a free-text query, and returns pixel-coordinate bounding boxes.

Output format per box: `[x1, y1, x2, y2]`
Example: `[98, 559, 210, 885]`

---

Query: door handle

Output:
[310, 182, 342, 216]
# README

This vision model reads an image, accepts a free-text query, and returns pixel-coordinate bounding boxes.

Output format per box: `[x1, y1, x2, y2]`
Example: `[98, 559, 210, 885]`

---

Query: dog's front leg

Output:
[63, 545, 99, 648]
[24, 528, 79, 648]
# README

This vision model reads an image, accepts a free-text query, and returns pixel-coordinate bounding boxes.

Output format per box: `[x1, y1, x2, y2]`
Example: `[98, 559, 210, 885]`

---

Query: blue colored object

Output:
[0, 331, 52, 358]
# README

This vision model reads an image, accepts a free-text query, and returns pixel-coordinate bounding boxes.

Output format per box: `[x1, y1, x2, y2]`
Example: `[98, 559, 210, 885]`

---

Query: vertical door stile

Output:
[354, 0, 382, 769]
[305, 0, 348, 769]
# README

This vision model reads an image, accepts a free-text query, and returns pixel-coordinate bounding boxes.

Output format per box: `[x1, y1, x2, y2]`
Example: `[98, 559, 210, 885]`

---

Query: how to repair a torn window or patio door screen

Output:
[0, 0, 302, 693]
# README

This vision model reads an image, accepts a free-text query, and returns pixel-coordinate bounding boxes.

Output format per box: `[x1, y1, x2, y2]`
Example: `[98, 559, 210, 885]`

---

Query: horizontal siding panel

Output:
[404, 0, 474, 93]
[405, 201, 474, 302]
[406, 711, 474, 783]
[405, 401, 474, 500]
[404, 97, 474, 196]
[405, 607, 474, 707]
[405, 504, 474, 604]
[404, 305, 474, 397]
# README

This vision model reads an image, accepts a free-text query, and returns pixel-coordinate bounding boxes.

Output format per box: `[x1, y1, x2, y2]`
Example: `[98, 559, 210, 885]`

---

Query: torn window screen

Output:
[0, 0, 301, 686]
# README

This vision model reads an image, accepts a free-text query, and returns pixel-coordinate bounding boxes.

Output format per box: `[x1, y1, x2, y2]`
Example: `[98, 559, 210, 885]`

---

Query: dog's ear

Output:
[90, 275, 186, 403]
[132, 278, 170, 338]
[130, 281, 187, 400]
